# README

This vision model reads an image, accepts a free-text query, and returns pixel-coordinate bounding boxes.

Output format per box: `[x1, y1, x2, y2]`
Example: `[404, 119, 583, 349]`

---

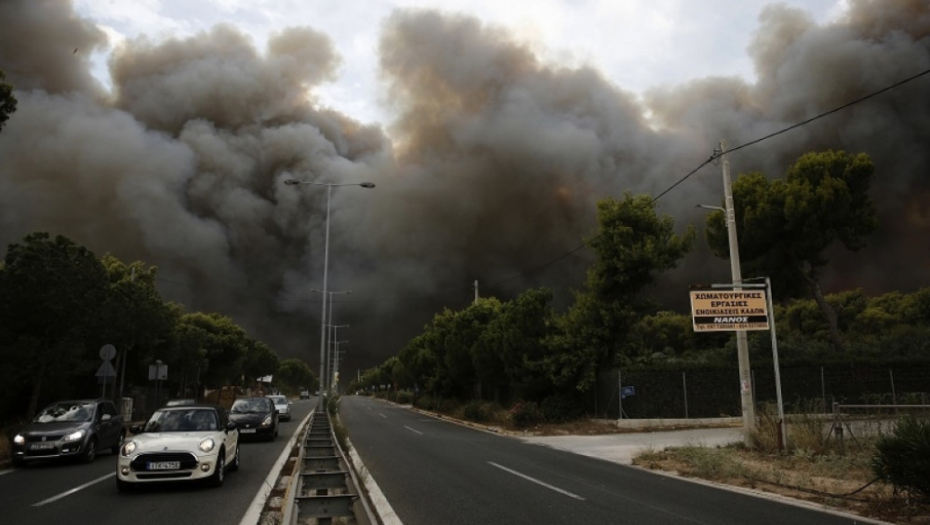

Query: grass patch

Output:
[632, 441, 928, 524]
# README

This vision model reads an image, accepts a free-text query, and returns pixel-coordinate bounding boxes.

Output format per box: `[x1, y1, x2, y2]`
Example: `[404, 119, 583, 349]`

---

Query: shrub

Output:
[327, 394, 341, 415]
[510, 401, 542, 428]
[395, 390, 414, 405]
[463, 401, 489, 422]
[541, 394, 583, 423]
[872, 416, 930, 501]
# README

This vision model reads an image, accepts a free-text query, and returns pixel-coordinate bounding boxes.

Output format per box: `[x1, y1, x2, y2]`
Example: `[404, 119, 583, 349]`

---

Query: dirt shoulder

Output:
[632, 445, 929, 525]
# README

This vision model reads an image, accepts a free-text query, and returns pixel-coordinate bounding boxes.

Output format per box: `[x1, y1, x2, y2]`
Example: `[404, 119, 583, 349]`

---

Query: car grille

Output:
[25, 435, 66, 442]
[130, 452, 198, 472]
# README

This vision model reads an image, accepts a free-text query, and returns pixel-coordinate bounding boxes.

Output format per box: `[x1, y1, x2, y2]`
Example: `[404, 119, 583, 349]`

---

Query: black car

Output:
[228, 397, 278, 441]
[12, 399, 125, 466]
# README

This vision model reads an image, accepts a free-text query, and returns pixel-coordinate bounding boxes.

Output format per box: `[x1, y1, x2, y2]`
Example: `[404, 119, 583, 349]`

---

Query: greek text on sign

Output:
[690, 290, 769, 332]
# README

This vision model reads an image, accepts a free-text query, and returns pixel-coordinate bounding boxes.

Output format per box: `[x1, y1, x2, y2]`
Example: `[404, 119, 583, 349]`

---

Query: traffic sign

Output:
[96, 360, 117, 378]
[100, 344, 116, 361]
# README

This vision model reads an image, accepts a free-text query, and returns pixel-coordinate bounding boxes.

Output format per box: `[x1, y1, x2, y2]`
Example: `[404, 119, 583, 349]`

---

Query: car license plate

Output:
[30, 442, 55, 450]
[147, 461, 180, 470]
[240, 429, 256, 434]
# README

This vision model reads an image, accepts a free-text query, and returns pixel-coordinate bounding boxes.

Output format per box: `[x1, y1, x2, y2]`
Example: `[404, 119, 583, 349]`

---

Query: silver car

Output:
[266, 395, 291, 421]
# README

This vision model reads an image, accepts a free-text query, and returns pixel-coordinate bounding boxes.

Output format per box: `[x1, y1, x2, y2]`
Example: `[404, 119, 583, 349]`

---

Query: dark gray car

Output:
[11, 399, 125, 466]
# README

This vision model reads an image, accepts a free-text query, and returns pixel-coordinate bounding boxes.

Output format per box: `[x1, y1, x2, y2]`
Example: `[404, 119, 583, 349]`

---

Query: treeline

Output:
[0, 232, 317, 422]
[352, 151, 930, 420]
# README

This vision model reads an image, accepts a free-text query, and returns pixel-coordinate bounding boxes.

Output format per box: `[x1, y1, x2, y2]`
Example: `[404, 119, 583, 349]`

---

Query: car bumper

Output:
[237, 425, 275, 439]
[12, 440, 91, 462]
[116, 450, 222, 484]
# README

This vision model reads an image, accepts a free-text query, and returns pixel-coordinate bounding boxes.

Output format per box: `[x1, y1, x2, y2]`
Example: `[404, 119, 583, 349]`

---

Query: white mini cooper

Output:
[116, 404, 239, 492]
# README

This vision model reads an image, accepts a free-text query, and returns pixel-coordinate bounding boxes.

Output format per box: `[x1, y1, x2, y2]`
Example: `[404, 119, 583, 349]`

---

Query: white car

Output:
[267, 395, 291, 421]
[116, 405, 239, 492]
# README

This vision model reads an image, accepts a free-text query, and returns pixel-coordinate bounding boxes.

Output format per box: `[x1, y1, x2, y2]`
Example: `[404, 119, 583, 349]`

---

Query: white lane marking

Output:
[488, 462, 585, 501]
[0, 469, 15, 476]
[404, 426, 423, 435]
[32, 473, 115, 507]
[379, 413, 387, 418]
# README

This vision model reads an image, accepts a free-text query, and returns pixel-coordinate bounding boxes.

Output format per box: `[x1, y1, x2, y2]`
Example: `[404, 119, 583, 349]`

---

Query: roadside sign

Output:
[96, 360, 117, 378]
[100, 344, 116, 361]
[690, 289, 769, 332]
[149, 363, 168, 380]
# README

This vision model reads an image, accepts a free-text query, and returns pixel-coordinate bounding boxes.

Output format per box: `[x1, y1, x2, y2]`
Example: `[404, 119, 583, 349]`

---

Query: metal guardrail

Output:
[281, 402, 377, 525]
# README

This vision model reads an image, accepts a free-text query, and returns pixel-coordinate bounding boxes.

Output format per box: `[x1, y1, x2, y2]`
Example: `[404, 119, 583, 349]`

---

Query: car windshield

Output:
[143, 409, 218, 432]
[230, 399, 270, 413]
[34, 402, 95, 423]
[269, 396, 286, 405]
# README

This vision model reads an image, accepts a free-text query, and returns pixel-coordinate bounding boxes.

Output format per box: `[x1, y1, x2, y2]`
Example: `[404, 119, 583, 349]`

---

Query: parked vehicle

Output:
[165, 399, 196, 407]
[116, 404, 239, 492]
[267, 395, 292, 421]
[299, 389, 310, 399]
[12, 399, 125, 467]
[229, 397, 278, 441]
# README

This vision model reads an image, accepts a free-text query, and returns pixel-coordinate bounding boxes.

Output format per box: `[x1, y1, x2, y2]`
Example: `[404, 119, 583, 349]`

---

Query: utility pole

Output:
[474, 280, 479, 305]
[720, 139, 756, 443]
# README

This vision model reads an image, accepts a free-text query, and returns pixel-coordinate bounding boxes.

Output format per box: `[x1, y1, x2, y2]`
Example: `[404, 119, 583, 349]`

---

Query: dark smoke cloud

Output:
[0, 0, 928, 375]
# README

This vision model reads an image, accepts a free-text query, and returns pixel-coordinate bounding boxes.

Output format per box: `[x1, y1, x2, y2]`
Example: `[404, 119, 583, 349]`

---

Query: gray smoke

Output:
[1, 0, 928, 374]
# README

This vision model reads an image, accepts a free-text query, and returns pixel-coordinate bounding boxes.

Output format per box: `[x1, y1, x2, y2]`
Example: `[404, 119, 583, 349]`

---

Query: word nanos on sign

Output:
[690, 289, 769, 332]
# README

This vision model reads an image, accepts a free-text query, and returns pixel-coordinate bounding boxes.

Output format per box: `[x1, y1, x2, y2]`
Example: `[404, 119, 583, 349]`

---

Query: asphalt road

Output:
[0, 398, 318, 525]
[340, 396, 864, 525]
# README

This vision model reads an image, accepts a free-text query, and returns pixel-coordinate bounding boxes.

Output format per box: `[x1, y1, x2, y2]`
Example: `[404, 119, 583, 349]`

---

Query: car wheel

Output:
[116, 477, 133, 493]
[83, 438, 97, 463]
[229, 444, 240, 472]
[209, 451, 226, 487]
[111, 430, 126, 455]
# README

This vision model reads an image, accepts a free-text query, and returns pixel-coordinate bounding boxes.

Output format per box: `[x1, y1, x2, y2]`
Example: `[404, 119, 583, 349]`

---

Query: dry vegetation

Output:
[632, 412, 930, 525]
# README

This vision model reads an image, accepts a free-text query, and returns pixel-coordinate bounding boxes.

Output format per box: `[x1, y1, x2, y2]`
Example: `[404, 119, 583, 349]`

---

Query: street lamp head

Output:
[283, 179, 301, 186]
[696, 204, 725, 212]
[359, 182, 376, 189]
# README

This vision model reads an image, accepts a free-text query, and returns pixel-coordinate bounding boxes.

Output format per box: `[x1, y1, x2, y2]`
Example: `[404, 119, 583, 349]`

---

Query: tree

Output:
[276, 358, 317, 392]
[551, 193, 695, 391]
[476, 288, 558, 401]
[705, 150, 878, 353]
[94, 256, 174, 400]
[0, 233, 109, 417]
[0, 70, 16, 133]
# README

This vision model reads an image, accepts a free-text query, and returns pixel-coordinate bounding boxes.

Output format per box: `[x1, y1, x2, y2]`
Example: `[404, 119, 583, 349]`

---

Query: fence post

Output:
[833, 401, 844, 454]
[681, 372, 688, 419]
[889, 369, 896, 405]
[821, 366, 827, 413]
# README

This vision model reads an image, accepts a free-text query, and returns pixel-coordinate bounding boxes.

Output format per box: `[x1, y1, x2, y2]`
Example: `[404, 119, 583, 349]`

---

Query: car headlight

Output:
[121, 441, 137, 457]
[199, 438, 215, 453]
[63, 429, 86, 443]
[13, 434, 24, 445]
[261, 415, 273, 427]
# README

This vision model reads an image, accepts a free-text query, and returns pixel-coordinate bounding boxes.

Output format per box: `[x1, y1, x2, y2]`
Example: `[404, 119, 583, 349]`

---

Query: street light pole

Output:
[319, 184, 332, 394]
[285, 178, 374, 394]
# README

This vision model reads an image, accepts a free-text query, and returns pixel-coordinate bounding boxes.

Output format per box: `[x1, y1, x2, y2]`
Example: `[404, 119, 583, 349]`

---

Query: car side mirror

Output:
[130, 425, 143, 434]
[226, 421, 237, 432]
[101, 414, 112, 422]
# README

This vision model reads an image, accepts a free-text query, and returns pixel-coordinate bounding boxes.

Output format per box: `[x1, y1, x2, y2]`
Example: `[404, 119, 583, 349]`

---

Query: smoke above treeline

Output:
[0, 0, 928, 374]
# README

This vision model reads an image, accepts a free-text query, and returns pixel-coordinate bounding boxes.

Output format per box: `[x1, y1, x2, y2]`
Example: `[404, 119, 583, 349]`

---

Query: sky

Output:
[72, 0, 848, 127]
[1, 0, 928, 382]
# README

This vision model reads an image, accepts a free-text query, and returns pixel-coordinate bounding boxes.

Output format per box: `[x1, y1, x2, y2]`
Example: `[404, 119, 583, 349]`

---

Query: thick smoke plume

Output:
[1, 0, 928, 374]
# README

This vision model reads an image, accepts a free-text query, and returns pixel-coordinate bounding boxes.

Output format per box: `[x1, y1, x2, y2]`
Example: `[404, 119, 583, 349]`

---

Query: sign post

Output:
[690, 281, 786, 450]
[96, 344, 117, 398]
